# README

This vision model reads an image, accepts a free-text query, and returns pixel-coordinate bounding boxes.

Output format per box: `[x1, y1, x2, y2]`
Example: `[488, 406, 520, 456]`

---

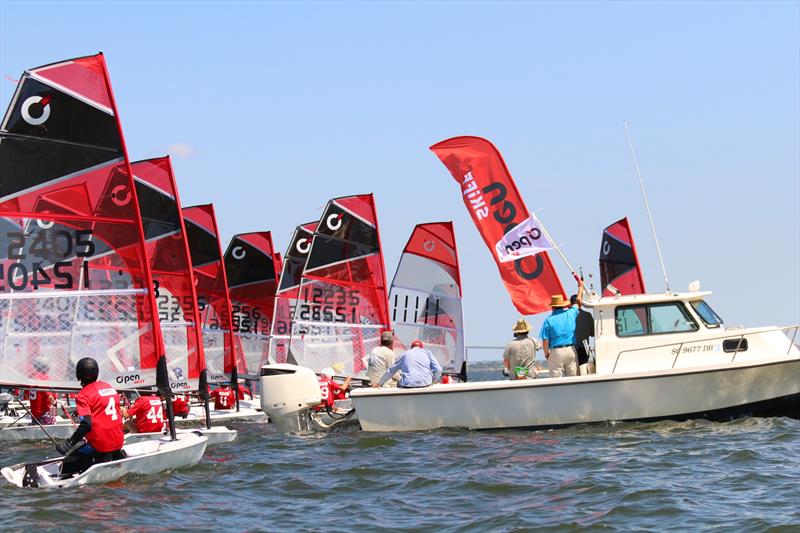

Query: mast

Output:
[624, 121, 671, 293]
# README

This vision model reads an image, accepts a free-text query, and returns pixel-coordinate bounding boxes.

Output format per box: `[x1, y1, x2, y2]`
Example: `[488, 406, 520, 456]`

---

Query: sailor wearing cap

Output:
[540, 282, 584, 378]
[367, 331, 400, 387]
[503, 319, 541, 380]
[374, 340, 442, 389]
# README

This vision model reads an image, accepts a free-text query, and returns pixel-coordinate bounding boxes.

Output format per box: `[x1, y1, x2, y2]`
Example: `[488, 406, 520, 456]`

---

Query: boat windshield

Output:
[690, 300, 723, 327]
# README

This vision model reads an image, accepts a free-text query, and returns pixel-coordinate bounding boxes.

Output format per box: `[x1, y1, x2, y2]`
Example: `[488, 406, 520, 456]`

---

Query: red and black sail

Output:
[289, 194, 390, 377]
[0, 54, 167, 392]
[599, 217, 646, 296]
[224, 232, 280, 379]
[183, 204, 236, 385]
[269, 221, 317, 364]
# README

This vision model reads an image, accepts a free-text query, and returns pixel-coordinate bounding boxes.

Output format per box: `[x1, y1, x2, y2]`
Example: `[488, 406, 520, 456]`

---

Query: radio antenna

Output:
[624, 121, 670, 293]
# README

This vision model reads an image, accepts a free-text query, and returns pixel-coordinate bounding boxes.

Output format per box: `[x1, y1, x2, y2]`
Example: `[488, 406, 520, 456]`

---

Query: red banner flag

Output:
[430, 136, 566, 315]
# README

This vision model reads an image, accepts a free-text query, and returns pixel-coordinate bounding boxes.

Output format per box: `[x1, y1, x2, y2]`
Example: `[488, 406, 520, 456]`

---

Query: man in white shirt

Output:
[367, 331, 400, 387]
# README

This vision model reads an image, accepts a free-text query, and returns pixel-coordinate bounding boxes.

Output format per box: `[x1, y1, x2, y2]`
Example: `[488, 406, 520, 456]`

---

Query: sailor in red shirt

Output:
[316, 368, 351, 411]
[236, 380, 252, 401]
[172, 394, 191, 418]
[25, 388, 56, 424]
[121, 394, 165, 434]
[56, 358, 125, 476]
[210, 385, 236, 410]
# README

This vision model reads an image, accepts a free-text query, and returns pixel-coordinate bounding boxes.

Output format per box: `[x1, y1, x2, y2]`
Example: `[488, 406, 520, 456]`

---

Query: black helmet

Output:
[75, 357, 99, 385]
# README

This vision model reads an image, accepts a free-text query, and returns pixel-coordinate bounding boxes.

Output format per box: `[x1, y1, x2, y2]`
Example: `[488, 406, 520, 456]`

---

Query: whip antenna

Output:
[624, 121, 670, 293]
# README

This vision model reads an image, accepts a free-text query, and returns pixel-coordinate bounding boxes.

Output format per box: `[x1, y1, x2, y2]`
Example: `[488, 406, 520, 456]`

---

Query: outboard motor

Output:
[260, 364, 322, 434]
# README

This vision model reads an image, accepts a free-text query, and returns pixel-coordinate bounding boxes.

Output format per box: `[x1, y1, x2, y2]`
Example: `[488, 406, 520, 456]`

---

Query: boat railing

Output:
[611, 324, 800, 373]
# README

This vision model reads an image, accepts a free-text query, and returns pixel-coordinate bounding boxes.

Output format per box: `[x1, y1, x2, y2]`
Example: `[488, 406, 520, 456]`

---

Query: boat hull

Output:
[175, 406, 266, 427]
[0, 423, 75, 442]
[124, 426, 237, 446]
[1, 432, 208, 488]
[350, 358, 800, 432]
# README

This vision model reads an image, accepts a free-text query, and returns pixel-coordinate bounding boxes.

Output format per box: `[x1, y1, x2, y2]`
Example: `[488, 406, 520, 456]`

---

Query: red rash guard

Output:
[127, 395, 165, 433]
[211, 388, 236, 410]
[25, 389, 55, 418]
[76, 381, 124, 452]
[172, 395, 190, 416]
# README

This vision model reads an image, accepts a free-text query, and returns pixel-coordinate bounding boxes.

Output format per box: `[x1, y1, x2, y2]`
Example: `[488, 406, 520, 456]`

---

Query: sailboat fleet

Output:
[0, 54, 797, 488]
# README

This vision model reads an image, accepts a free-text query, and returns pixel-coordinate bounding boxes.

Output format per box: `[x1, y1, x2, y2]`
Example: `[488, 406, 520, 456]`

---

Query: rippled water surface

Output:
[2, 376, 799, 532]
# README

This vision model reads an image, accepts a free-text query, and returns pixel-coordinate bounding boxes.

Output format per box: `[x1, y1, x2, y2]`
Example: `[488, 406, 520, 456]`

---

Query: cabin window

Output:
[690, 300, 723, 328]
[615, 303, 699, 337]
[616, 306, 647, 337]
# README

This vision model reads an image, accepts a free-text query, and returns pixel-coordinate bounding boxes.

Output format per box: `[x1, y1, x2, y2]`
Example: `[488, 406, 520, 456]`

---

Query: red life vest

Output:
[128, 395, 165, 433]
[76, 381, 124, 452]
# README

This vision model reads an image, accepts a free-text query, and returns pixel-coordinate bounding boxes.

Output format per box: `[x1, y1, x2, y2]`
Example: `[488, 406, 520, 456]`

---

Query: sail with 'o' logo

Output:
[599, 217, 646, 296]
[268, 221, 317, 364]
[289, 194, 390, 377]
[0, 54, 168, 393]
[389, 222, 465, 376]
[430, 136, 565, 315]
[224, 232, 280, 379]
[132, 157, 206, 394]
[183, 204, 237, 384]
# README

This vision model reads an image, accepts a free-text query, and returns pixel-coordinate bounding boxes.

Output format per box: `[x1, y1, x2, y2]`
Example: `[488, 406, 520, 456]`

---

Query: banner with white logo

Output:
[495, 214, 553, 263]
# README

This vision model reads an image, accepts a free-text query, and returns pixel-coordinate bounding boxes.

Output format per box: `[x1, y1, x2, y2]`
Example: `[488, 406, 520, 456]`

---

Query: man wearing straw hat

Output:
[540, 284, 584, 378]
[503, 319, 541, 380]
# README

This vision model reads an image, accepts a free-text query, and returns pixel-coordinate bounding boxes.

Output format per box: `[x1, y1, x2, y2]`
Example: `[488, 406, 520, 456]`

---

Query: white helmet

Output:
[320, 367, 334, 378]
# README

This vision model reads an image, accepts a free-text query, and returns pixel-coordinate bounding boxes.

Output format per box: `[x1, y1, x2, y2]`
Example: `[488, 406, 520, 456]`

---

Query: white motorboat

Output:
[350, 291, 800, 431]
[124, 426, 237, 446]
[1, 432, 208, 488]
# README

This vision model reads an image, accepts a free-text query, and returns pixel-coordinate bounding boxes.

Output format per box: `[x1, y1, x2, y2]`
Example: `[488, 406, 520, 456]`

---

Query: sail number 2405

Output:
[1, 229, 95, 291]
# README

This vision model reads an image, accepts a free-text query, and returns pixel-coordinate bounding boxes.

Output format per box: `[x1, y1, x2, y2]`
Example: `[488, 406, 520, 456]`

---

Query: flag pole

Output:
[623, 121, 671, 293]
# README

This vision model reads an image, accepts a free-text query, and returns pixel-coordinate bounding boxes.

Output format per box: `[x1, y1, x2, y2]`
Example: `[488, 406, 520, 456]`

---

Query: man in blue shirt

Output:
[540, 283, 584, 378]
[374, 340, 442, 388]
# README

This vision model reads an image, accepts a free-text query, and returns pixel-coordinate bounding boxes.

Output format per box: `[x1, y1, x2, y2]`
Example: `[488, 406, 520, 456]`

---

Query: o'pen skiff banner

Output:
[494, 213, 553, 263]
[430, 136, 565, 315]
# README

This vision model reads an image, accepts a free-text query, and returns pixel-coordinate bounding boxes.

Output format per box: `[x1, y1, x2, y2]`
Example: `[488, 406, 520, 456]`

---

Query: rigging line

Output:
[623, 121, 670, 293]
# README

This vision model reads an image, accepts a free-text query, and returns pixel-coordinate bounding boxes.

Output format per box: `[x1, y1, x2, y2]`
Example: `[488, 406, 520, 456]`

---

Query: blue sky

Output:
[1, 1, 798, 360]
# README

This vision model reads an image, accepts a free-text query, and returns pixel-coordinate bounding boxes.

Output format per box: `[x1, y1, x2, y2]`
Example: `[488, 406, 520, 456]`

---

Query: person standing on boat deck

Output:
[121, 394, 165, 434]
[367, 331, 400, 387]
[374, 340, 442, 389]
[56, 358, 125, 476]
[571, 294, 595, 375]
[503, 319, 541, 380]
[540, 283, 584, 378]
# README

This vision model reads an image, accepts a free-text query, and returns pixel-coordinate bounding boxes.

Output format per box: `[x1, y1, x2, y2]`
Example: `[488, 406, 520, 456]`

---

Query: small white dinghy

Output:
[1, 432, 208, 489]
[176, 404, 265, 427]
[124, 426, 237, 446]
[0, 422, 76, 442]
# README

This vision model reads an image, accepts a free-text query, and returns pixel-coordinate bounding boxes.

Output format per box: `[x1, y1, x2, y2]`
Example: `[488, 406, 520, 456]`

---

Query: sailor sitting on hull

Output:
[374, 340, 442, 389]
[121, 394, 165, 434]
[55, 358, 125, 476]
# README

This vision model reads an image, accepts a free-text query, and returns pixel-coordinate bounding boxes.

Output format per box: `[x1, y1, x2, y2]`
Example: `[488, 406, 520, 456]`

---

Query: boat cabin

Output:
[584, 290, 797, 375]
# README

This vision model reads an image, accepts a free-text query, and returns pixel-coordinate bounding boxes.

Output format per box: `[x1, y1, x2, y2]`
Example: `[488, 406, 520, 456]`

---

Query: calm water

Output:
[2, 372, 799, 532]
